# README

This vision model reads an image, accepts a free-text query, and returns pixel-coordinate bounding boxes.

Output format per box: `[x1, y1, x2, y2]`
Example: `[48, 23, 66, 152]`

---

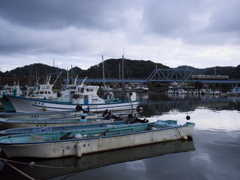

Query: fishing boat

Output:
[0, 111, 145, 129]
[0, 139, 195, 179]
[25, 75, 60, 101]
[0, 109, 87, 118]
[0, 120, 128, 135]
[0, 117, 111, 129]
[0, 112, 148, 135]
[0, 120, 195, 158]
[141, 85, 149, 91]
[4, 77, 140, 113]
[222, 87, 240, 97]
[0, 82, 23, 112]
[0, 82, 22, 98]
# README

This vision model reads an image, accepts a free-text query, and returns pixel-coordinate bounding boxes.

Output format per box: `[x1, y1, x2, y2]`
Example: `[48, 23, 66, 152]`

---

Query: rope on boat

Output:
[175, 127, 193, 140]
[175, 127, 183, 138]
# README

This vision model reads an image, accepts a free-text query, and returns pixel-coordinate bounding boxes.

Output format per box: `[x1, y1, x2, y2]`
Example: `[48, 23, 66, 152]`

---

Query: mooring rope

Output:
[0, 158, 80, 169]
[175, 127, 183, 138]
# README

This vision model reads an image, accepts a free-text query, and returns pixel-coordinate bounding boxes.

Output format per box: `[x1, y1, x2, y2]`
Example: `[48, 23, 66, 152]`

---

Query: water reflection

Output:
[138, 93, 240, 116]
[0, 139, 195, 180]
[0, 92, 240, 180]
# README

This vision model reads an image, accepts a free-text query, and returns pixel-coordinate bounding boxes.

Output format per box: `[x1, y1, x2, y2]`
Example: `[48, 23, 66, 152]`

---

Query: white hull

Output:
[1, 124, 195, 158]
[1, 140, 194, 179]
[6, 96, 139, 113]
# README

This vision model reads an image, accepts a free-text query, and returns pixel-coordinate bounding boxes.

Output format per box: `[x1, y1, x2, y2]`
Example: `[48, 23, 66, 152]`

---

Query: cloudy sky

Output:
[0, 0, 240, 72]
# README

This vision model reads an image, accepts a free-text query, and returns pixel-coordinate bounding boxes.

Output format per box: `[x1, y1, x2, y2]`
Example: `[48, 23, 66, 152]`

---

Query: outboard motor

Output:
[102, 109, 113, 119]
[125, 114, 137, 124]
[125, 114, 149, 124]
[75, 105, 88, 113]
[102, 109, 121, 120]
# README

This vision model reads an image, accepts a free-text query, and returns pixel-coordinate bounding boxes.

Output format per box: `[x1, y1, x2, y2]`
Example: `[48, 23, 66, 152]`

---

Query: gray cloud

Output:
[0, 0, 240, 72]
[0, 0, 133, 30]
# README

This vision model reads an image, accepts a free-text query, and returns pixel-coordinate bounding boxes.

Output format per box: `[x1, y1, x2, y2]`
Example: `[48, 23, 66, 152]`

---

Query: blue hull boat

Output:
[0, 120, 195, 158]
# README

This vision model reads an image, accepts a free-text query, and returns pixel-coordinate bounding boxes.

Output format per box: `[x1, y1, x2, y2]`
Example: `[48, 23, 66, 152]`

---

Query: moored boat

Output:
[0, 120, 195, 158]
[4, 77, 140, 113]
[0, 117, 111, 129]
[0, 120, 128, 135]
[0, 82, 22, 112]
[0, 139, 195, 179]
[222, 87, 240, 97]
[0, 109, 87, 118]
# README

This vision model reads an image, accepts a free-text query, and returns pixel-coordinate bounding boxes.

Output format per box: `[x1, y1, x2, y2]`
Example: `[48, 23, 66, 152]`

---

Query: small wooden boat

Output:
[0, 117, 109, 129]
[0, 110, 87, 118]
[0, 111, 96, 121]
[0, 110, 145, 129]
[0, 120, 195, 158]
[0, 120, 128, 135]
[0, 139, 195, 179]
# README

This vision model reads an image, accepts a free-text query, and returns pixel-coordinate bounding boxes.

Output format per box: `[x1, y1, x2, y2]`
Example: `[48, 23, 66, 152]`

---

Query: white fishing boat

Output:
[0, 82, 23, 112]
[0, 120, 195, 158]
[222, 87, 240, 97]
[57, 75, 81, 102]
[26, 75, 59, 101]
[142, 85, 149, 91]
[0, 82, 22, 97]
[133, 84, 142, 90]
[4, 77, 140, 113]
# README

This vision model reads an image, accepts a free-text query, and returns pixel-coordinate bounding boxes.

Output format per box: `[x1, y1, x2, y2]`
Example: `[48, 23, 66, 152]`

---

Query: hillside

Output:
[176, 65, 240, 79]
[1, 59, 170, 79]
[1, 60, 240, 79]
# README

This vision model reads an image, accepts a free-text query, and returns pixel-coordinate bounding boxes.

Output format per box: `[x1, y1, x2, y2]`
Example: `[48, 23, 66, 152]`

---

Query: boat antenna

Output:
[80, 76, 88, 87]
[74, 75, 78, 85]
[122, 55, 125, 93]
[53, 71, 62, 86]
[102, 55, 106, 90]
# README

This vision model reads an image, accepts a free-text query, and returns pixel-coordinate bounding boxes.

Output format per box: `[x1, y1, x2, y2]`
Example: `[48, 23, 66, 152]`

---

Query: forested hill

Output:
[176, 65, 240, 79]
[84, 59, 170, 78]
[1, 59, 170, 79]
[1, 60, 240, 79]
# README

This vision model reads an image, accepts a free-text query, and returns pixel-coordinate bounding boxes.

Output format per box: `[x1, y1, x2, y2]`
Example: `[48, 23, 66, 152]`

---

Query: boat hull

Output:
[5, 95, 139, 113]
[0, 140, 195, 179]
[0, 118, 109, 129]
[0, 110, 85, 118]
[0, 123, 195, 158]
[0, 97, 16, 112]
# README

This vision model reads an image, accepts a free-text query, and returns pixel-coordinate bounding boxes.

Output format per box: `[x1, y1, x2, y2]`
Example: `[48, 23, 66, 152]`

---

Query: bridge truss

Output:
[147, 69, 201, 82]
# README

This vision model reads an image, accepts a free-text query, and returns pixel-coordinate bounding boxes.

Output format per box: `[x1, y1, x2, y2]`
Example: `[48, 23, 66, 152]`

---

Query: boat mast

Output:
[102, 55, 106, 90]
[122, 55, 125, 92]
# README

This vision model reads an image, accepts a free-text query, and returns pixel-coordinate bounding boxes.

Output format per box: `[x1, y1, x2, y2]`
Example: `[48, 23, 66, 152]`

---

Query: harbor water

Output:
[0, 92, 240, 180]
